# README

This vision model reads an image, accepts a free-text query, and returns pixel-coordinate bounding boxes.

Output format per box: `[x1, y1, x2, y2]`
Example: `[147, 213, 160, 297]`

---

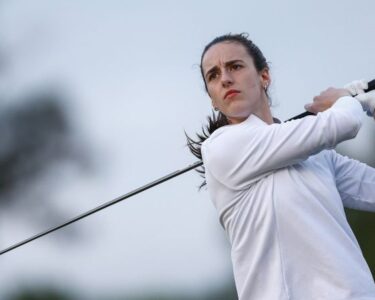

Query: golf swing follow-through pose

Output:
[187, 33, 375, 299]
[1, 32, 375, 300]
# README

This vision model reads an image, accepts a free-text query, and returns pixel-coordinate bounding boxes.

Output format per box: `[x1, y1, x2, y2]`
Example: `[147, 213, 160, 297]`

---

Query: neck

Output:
[256, 108, 274, 124]
[228, 96, 274, 125]
[227, 111, 273, 125]
[253, 94, 273, 124]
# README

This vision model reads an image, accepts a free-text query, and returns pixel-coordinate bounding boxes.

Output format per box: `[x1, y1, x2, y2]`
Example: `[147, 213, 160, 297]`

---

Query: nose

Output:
[221, 69, 233, 87]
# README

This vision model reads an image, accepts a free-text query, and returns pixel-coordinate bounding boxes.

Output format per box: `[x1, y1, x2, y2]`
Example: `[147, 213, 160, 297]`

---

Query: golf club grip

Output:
[287, 79, 375, 121]
[366, 79, 375, 92]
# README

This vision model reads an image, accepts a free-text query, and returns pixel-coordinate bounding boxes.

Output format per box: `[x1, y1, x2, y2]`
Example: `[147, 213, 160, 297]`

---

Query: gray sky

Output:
[1, 0, 375, 298]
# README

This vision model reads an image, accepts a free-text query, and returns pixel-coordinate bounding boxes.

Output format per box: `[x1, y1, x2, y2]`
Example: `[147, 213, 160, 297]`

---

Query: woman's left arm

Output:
[330, 151, 375, 212]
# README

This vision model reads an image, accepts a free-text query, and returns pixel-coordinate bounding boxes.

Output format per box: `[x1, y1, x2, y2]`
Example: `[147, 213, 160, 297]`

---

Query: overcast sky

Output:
[1, 0, 375, 298]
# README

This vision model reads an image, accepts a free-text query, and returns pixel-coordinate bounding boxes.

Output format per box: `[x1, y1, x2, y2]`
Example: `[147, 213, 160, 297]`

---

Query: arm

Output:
[202, 96, 363, 190]
[330, 151, 375, 212]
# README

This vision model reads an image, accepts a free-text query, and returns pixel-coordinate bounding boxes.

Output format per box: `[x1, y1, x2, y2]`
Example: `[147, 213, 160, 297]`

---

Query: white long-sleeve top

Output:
[201, 96, 375, 300]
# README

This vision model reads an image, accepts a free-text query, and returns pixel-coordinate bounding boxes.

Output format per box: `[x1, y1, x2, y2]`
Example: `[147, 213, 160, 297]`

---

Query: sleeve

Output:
[202, 96, 364, 190]
[329, 151, 375, 212]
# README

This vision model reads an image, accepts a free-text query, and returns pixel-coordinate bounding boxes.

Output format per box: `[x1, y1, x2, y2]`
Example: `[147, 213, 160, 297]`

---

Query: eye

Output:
[207, 72, 219, 82]
[230, 63, 243, 71]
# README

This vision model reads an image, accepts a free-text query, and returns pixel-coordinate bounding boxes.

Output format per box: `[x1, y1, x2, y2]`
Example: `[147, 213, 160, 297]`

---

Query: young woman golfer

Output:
[187, 33, 375, 300]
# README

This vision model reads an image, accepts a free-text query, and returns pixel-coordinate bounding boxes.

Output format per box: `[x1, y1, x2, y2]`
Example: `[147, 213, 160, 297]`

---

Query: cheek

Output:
[243, 80, 262, 98]
[207, 86, 219, 104]
[207, 83, 215, 95]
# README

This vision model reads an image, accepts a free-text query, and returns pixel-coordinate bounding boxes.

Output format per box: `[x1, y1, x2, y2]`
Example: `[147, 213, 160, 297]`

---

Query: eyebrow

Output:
[204, 59, 244, 79]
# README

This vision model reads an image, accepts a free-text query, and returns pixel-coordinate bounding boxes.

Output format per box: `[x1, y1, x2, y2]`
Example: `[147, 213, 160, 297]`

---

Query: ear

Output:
[260, 68, 271, 88]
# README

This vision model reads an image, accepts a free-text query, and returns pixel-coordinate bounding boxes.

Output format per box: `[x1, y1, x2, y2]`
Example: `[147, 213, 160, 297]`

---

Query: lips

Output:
[224, 89, 240, 99]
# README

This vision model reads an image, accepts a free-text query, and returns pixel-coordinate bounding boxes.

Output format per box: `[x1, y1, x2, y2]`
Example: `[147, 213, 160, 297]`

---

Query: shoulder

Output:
[201, 125, 229, 164]
[201, 115, 268, 168]
[203, 114, 267, 148]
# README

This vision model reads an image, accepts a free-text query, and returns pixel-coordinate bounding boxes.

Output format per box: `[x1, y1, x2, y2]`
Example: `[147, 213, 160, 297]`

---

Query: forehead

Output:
[202, 42, 252, 71]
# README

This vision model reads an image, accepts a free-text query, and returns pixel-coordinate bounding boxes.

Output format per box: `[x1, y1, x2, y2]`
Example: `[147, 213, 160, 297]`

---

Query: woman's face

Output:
[202, 42, 270, 124]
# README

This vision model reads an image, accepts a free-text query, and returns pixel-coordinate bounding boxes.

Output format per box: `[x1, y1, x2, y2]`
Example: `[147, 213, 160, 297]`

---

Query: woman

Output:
[187, 33, 375, 299]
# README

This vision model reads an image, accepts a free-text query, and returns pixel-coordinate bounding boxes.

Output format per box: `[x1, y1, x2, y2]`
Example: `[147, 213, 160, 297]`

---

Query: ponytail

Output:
[185, 111, 228, 189]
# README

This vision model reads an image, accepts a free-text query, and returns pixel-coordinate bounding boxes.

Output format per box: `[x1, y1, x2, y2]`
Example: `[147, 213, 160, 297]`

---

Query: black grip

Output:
[365, 79, 375, 93]
[287, 79, 375, 122]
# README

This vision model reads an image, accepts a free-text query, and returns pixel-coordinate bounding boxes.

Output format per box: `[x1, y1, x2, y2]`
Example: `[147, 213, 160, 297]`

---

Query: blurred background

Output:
[0, 0, 374, 299]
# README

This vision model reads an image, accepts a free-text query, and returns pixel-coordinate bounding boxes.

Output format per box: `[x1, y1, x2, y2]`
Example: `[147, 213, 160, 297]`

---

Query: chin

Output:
[225, 112, 251, 124]
[227, 107, 252, 120]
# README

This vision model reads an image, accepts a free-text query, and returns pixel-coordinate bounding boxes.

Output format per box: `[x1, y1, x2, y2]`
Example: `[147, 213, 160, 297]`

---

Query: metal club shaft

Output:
[0, 160, 203, 255]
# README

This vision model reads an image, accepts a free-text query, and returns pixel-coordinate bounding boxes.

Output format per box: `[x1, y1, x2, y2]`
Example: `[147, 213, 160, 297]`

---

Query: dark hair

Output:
[186, 33, 270, 189]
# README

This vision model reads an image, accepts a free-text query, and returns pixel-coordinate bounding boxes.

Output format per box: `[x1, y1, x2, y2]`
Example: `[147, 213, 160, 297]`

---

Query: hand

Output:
[304, 87, 351, 114]
[356, 90, 375, 118]
[344, 79, 375, 118]
[344, 79, 368, 96]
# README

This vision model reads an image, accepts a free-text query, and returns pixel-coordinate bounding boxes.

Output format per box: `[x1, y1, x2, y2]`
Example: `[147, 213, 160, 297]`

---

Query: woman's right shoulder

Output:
[202, 124, 233, 148]
[201, 122, 250, 163]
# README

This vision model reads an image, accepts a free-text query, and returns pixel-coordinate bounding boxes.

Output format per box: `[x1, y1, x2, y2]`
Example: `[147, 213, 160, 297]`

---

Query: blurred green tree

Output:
[6, 286, 73, 300]
[0, 91, 90, 226]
